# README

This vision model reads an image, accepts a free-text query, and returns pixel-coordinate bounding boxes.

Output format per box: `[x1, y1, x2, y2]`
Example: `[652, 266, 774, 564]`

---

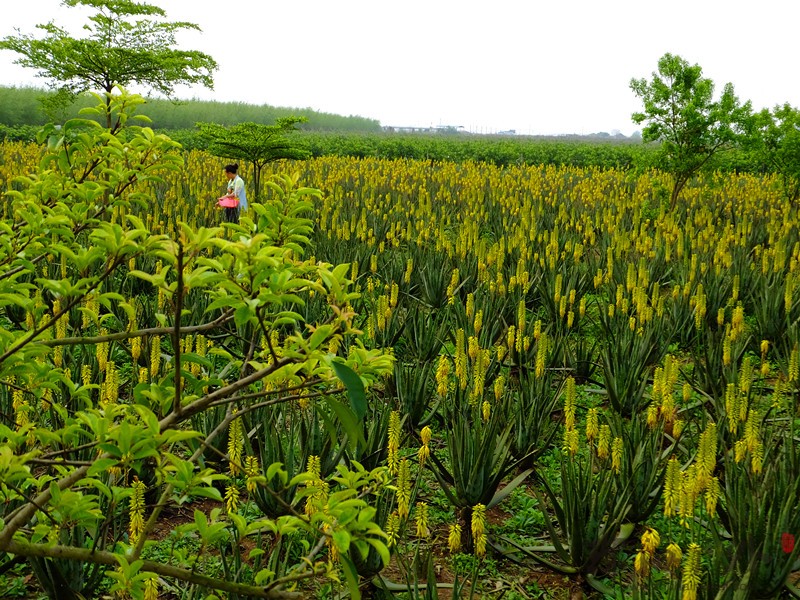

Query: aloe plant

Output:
[717, 425, 800, 598]
[427, 398, 528, 551]
[532, 449, 632, 578]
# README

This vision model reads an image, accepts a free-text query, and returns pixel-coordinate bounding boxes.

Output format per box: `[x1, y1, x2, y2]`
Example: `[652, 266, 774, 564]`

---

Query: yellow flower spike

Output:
[387, 411, 401, 475]
[465, 293, 475, 320]
[665, 542, 683, 573]
[96, 329, 109, 372]
[386, 513, 400, 548]
[482, 401, 491, 422]
[143, 575, 159, 600]
[646, 404, 659, 429]
[415, 502, 430, 538]
[245, 456, 260, 494]
[421, 425, 432, 446]
[611, 437, 623, 474]
[149, 335, 161, 379]
[586, 408, 599, 442]
[597, 425, 611, 459]
[535, 333, 548, 378]
[473, 309, 483, 336]
[468, 336, 479, 362]
[448, 523, 462, 553]
[751, 439, 763, 475]
[663, 457, 681, 517]
[789, 345, 800, 382]
[563, 428, 579, 456]
[634, 549, 651, 580]
[129, 477, 146, 546]
[681, 543, 702, 600]
[435, 355, 451, 397]
[705, 476, 720, 517]
[227, 413, 244, 476]
[564, 377, 576, 430]
[225, 484, 240, 515]
[744, 410, 760, 452]
[722, 333, 732, 367]
[471, 504, 487, 557]
[641, 528, 660, 557]
[493, 375, 505, 402]
[682, 383, 692, 403]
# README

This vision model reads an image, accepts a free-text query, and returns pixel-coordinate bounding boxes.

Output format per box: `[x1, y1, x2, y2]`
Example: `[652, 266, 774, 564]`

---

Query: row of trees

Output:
[0, 85, 382, 133]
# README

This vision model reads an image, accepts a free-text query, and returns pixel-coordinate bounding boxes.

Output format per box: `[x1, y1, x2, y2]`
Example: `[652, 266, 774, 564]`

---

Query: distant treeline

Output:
[0, 85, 761, 173]
[0, 85, 382, 132]
[297, 132, 759, 172]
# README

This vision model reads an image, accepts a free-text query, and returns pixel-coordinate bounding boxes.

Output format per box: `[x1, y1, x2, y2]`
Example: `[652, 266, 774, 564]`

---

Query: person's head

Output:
[224, 163, 238, 179]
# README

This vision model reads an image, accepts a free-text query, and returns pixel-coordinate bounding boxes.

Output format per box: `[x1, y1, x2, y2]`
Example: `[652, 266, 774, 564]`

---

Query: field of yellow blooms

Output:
[2, 139, 799, 599]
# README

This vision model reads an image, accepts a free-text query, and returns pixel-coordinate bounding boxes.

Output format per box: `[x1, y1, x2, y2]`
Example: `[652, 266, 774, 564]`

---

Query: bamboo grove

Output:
[0, 96, 799, 599]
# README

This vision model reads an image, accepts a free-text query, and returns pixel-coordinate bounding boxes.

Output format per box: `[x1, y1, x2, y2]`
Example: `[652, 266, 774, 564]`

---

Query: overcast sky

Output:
[1, 0, 798, 135]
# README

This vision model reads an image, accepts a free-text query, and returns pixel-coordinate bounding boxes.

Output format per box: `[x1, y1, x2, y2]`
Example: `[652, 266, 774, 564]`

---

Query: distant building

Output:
[382, 125, 434, 133]
[381, 125, 467, 134]
[496, 129, 516, 136]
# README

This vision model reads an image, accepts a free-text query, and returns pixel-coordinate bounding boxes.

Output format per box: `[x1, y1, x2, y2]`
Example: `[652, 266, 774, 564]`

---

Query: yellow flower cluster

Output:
[471, 503, 487, 557]
[129, 477, 146, 546]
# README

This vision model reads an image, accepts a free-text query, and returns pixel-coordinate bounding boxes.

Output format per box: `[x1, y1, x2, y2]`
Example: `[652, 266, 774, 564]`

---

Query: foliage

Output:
[749, 103, 800, 203]
[197, 118, 312, 201]
[630, 53, 752, 207]
[0, 84, 383, 133]
[3, 111, 800, 597]
[0, 90, 393, 599]
[0, 0, 217, 125]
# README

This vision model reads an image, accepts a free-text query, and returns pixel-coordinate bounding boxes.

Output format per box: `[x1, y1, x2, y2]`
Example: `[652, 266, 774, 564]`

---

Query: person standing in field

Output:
[222, 163, 248, 223]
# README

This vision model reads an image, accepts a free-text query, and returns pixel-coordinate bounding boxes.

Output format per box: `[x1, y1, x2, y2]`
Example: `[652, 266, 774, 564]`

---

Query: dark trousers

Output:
[224, 207, 240, 223]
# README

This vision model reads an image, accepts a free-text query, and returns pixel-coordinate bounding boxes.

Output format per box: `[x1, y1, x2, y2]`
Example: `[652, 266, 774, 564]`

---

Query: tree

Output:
[0, 0, 217, 127]
[749, 103, 800, 203]
[0, 91, 392, 599]
[197, 118, 312, 201]
[630, 53, 752, 208]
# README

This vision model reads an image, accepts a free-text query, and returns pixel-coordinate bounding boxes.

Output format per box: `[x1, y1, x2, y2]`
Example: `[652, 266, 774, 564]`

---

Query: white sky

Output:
[1, 0, 798, 135]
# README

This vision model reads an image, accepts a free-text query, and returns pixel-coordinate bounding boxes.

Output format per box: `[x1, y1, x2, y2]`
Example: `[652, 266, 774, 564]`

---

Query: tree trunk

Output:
[670, 176, 689, 210]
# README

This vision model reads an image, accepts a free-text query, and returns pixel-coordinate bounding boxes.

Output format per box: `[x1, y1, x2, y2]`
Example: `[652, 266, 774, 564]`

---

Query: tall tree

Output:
[197, 118, 312, 201]
[0, 0, 217, 126]
[630, 53, 752, 208]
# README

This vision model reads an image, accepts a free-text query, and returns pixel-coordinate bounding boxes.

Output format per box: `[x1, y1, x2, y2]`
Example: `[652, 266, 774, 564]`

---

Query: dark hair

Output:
[224, 163, 239, 174]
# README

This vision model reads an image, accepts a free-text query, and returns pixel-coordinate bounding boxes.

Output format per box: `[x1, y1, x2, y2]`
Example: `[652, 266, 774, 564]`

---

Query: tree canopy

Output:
[630, 53, 752, 208]
[749, 103, 800, 203]
[197, 118, 312, 201]
[0, 0, 217, 125]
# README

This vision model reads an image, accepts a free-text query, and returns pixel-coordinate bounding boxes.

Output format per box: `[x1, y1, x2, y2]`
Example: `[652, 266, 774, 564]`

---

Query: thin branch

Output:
[0, 254, 125, 366]
[37, 309, 234, 347]
[158, 356, 293, 431]
[4, 539, 303, 599]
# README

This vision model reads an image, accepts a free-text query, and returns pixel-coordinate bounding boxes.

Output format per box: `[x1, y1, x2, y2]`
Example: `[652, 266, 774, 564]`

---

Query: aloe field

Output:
[0, 96, 799, 600]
